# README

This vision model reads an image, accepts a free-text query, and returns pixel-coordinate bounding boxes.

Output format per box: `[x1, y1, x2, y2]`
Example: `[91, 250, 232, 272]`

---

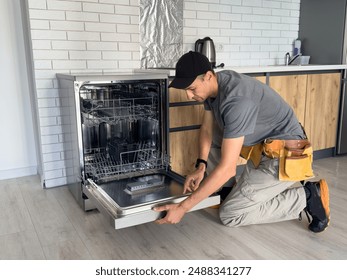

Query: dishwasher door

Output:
[83, 173, 220, 229]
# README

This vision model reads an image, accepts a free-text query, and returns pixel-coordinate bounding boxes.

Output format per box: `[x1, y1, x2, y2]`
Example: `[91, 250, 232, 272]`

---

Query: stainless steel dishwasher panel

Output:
[83, 174, 220, 229]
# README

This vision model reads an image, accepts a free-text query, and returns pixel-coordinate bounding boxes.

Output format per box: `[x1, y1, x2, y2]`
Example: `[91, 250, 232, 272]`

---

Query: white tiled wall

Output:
[27, 0, 301, 187]
[183, 0, 300, 66]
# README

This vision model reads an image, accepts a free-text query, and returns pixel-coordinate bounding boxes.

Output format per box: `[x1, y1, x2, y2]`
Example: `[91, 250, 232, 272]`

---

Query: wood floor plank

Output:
[0, 226, 45, 260]
[0, 178, 45, 260]
[0, 178, 34, 236]
[50, 186, 142, 259]
[17, 176, 92, 259]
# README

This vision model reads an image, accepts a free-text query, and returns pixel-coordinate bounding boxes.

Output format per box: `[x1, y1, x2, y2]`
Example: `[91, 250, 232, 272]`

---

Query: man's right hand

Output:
[183, 167, 205, 194]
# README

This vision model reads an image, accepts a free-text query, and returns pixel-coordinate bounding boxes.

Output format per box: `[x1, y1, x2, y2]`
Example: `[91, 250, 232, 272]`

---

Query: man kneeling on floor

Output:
[154, 51, 330, 233]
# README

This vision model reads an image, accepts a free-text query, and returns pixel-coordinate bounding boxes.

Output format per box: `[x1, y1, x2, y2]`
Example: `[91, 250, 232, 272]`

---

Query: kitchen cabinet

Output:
[169, 105, 204, 128]
[169, 87, 202, 175]
[269, 75, 307, 126]
[169, 87, 205, 128]
[269, 72, 341, 151]
[255, 76, 266, 84]
[169, 87, 190, 103]
[304, 73, 341, 150]
[170, 130, 200, 175]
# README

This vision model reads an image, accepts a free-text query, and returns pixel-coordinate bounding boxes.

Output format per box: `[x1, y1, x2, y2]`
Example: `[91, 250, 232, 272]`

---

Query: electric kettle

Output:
[195, 37, 216, 68]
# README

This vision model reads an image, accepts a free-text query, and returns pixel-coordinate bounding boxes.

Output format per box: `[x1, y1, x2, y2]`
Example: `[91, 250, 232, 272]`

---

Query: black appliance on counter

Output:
[57, 73, 219, 229]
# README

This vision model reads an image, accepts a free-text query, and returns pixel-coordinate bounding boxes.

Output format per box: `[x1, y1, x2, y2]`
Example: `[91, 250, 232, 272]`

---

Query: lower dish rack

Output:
[84, 146, 170, 183]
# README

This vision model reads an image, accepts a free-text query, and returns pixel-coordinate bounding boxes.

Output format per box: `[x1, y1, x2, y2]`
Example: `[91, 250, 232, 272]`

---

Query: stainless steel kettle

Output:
[195, 37, 216, 68]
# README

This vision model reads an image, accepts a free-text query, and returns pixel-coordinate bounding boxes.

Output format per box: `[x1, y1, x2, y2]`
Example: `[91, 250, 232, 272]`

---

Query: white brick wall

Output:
[27, 0, 301, 187]
[183, 0, 301, 66]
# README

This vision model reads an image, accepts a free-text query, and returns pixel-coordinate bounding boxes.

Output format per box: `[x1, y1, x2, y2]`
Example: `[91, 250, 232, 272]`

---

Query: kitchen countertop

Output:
[56, 64, 347, 81]
[134, 64, 347, 76]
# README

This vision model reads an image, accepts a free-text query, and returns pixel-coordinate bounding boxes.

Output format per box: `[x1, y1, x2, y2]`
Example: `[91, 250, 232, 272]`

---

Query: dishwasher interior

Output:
[80, 81, 167, 184]
[59, 73, 219, 229]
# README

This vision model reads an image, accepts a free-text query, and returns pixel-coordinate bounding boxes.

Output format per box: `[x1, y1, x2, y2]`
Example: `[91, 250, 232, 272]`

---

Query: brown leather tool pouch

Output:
[264, 139, 314, 181]
[240, 143, 263, 168]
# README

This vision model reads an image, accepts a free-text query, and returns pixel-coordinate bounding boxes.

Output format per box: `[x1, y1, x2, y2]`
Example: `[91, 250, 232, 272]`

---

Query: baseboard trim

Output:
[313, 148, 335, 160]
[0, 166, 38, 180]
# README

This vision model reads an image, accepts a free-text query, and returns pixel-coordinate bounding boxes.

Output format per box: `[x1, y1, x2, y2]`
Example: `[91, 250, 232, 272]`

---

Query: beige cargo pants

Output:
[208, 148, 307, 227]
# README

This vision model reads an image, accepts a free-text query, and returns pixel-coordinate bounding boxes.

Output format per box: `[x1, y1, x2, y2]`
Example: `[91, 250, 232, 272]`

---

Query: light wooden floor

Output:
[1, 156, 347, 260]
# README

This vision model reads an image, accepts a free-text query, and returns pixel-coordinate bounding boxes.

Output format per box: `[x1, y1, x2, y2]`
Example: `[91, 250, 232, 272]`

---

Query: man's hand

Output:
[183, 167, 205, 194]
[153, 203, 187, 225]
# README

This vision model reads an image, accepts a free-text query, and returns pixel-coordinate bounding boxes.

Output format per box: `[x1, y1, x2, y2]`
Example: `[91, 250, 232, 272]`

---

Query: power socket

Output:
[216, 44, 224, 51]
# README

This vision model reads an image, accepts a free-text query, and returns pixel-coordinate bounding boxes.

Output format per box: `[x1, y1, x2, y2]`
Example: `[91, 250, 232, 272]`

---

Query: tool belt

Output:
[240, 139, 314, 181]
[240, 143, 263, 168]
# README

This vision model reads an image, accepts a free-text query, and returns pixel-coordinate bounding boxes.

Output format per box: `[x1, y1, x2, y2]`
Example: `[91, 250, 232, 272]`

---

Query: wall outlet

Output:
[217, 44, 224, 51]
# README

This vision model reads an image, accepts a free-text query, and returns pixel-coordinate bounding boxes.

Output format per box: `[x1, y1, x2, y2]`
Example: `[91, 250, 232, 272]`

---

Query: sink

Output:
[288, 55, 311, 66]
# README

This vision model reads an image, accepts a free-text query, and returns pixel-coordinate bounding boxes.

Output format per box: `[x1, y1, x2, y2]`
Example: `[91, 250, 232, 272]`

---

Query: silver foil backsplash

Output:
[140, 0, 183, 69]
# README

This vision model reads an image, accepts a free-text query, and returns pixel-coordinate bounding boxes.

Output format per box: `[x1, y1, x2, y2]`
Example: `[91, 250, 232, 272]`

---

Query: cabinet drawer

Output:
[169, 105, 204, 128]
[169, 88, 189, 102]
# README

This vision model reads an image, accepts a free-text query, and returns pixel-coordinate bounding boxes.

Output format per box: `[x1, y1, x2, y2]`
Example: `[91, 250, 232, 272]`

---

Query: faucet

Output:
[285, 52, 301, 65]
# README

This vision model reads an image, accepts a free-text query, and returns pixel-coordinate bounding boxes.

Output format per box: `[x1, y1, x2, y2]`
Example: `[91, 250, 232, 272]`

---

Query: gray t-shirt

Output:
[204, 70, 305, 146]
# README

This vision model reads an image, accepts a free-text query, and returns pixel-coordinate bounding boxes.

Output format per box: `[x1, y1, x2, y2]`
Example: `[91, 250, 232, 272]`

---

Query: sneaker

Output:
[217, 186, 233, 201]
[303, 179, 330, 233]
[209, 186, 234, 209]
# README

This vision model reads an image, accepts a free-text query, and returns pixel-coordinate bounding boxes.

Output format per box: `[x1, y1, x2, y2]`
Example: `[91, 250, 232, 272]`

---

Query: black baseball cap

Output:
[169, 51, 212, 89]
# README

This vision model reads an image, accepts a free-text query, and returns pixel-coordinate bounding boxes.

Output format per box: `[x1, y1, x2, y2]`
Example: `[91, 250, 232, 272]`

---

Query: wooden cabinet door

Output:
[169, 87, 189, 103]
[255, 76, 266, 84]
[169, 130, 199, 176]
[168, 88, 203, 175]
[305, 73, 341, 150]
[169, 105, 204, 128]
[269, 75, 308, 126]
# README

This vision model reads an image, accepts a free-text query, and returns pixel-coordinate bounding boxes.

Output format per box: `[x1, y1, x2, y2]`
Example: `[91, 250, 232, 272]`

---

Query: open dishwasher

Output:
[57, 73, 219, 229]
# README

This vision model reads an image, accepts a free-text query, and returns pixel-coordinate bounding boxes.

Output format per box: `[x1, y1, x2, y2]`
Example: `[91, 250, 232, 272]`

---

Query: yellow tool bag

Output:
[240, 143, 263, 168]
[263, 139, 314, 181]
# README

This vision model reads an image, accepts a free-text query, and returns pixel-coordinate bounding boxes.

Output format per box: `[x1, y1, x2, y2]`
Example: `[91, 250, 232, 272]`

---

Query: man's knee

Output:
[219, 205, 244, 227]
